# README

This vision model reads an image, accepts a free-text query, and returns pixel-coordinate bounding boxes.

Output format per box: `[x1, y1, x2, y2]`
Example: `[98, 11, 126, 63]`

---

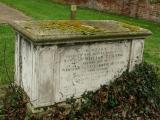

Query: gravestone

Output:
[11, 20, 151, 108]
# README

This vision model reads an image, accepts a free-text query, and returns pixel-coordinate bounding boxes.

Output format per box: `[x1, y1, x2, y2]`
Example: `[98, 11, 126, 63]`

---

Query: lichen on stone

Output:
[37, 21, 105, 35]
[12, 20, 151, 43]
[120, 22, 141, 32]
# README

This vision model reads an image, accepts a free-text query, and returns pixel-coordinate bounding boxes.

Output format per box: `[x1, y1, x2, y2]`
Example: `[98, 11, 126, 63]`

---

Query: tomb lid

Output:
[11, 20, 152, 44]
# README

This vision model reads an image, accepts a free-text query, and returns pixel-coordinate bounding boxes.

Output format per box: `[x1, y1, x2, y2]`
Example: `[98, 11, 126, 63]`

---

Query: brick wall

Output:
[54, 0, 160, 22]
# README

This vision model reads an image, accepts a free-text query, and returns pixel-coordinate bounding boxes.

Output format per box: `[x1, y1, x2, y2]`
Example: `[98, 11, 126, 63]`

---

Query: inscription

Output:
[58, 42, 130, 100]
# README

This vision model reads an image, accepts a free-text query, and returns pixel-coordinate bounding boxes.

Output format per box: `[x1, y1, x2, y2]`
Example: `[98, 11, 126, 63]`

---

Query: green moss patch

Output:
[121, 22, 141, 32]
[38, 21, 103, 35]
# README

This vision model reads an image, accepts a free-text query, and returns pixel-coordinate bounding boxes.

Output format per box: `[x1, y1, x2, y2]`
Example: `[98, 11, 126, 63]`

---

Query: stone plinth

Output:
[11, 20, 151, 108]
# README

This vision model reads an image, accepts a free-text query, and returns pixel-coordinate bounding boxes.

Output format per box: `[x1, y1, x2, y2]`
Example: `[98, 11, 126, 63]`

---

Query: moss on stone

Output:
[120, 22, 141, 32]
[11, 20, 151, 43]
[38, 21, 104, 35]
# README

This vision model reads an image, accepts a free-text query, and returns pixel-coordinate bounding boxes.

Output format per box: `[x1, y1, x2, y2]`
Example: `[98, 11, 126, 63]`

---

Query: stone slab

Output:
[11, 20, 151, 44]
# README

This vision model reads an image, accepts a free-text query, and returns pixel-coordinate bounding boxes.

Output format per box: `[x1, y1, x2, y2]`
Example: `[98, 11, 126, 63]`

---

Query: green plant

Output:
[4, 62, 159, 119]
[65, 62, 160, 119]
[4, 85, 28, 120]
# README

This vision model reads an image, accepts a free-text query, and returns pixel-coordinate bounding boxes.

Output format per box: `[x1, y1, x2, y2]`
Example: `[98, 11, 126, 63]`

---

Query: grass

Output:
[0, 24, 14, 84]
[0, 0, 160, 84]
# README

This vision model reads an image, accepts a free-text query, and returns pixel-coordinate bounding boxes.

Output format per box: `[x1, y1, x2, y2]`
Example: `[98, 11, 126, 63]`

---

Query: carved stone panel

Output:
[56, 41, 130, 101]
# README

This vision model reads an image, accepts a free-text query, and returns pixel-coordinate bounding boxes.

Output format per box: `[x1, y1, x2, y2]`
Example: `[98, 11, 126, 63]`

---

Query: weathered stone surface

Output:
[11, 20, 151, 44]
[13, 20, 151, 108]
[27, 103, 45, 114]
[57, 42, 130, 101]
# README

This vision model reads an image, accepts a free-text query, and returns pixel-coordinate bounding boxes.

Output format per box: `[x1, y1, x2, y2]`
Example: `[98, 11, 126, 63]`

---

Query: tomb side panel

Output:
[56, 41, 131, 102]
[129, 39, 144, 71]
[21, 38, 33, 99]
[30, 44, 38, 107]
[15, 33, 21, 85]
[35, 46, 57, 107]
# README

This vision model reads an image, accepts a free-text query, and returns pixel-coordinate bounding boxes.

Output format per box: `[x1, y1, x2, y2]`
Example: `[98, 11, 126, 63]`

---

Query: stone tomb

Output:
[11, 20, 151, 108]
